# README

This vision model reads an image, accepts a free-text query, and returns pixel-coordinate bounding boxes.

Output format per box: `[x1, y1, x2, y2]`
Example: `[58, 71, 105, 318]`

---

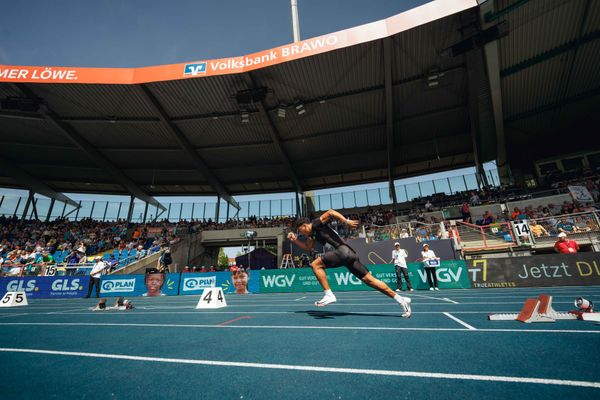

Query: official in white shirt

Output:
[391, 242, 413, 292]
[421, 243, 439, 291]
[85, 256, 106, 298]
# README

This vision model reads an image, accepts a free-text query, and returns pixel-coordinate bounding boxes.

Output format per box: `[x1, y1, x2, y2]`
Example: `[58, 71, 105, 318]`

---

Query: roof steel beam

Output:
[479, 2, 509, 184]
[0, 156, 80, 208]
[241, 73, 303, 193]
[13, 84, 166, 211]
[383, 37, 398, 206]
[139, 84, 240, 210]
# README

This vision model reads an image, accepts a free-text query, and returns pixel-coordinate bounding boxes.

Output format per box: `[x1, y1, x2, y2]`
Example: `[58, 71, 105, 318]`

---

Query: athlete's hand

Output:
[346, 219, 359, 229]
[287, 232, 297, 241]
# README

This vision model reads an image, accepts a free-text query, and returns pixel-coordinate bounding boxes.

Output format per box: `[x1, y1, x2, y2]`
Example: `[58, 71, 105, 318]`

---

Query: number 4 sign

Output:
[0, 291, 29, 307]
[196, 287, 227, 309]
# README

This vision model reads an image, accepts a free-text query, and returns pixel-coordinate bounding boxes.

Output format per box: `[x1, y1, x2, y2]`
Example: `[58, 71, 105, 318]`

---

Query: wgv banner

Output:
[179, 271, 260, 295]
[100, 273, 180, 297]
[260, 262, 470, 293]
[467, 253, 600, 288]
[0, 276, 90, 299]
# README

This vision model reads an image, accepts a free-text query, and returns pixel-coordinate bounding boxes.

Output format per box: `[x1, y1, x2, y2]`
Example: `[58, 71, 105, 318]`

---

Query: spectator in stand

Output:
[461, 202, 471, 223]
[529, 220, 549, 238]
[554, 232, 579, 254]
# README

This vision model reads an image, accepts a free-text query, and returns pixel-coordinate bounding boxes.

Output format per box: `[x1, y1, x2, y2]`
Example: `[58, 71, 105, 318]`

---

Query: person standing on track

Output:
[84, 256, 105, 298]
[421, 243, 439, 291]
[287, 209, 412, 317]
[391, 242, 413, 292]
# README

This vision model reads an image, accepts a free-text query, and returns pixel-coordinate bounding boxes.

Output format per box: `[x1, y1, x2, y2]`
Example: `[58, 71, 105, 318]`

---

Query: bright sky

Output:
[0, 0, 430, 67]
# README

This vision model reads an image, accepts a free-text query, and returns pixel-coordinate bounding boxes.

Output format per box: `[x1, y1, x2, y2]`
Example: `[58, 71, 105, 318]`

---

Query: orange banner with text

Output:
[0, 0, 476, 85]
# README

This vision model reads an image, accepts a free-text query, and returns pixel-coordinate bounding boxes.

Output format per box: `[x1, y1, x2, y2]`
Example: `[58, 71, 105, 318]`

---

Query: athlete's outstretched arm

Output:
[287, 232, 314, 252]
[320, 209, 359, 229]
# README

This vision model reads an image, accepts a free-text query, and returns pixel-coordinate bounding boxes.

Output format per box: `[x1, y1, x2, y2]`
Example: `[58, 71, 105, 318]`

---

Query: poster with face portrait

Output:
[179, 271, 259, 295]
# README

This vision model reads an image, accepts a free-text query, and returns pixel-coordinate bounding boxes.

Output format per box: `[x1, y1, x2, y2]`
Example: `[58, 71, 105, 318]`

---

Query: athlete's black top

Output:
[311, 218, 346, 249]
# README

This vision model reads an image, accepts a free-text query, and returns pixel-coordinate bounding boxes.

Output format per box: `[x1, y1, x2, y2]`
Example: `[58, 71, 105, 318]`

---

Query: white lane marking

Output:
[0, 347, 598, 389]
[443, 312, 476, 330]
[442, 298, 459, 304]
[0, 313, 29, 319]
[1, 322, 599, 334]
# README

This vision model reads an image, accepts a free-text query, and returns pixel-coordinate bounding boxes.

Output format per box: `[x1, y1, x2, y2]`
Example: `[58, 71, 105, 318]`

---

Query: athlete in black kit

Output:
[287, 209, 412, 317]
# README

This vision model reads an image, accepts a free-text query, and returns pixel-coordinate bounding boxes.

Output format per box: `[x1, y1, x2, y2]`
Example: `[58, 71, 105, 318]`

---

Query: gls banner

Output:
[100, 274, 180, 297]
[259, 262, 470, 293]
[467, 253, 600, 288]
[0, 276, 89, 298]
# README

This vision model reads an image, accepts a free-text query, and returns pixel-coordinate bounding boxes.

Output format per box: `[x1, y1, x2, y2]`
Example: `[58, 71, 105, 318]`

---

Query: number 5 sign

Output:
[0, 291, 29, 307]
[196, 287, 227, 309]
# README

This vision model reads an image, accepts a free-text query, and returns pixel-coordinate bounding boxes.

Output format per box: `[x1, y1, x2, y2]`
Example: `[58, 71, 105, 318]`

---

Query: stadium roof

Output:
[0, 0, 598, 208]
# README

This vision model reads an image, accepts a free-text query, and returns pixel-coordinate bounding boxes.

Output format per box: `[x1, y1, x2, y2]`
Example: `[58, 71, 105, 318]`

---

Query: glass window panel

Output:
[395, 186, 407, 203]
[131, 202, 146, 223]
[433, 179, 451, 195]
[355, 190, 368, 207]
[271, 200, 281, 217]
[448, 176, 467, 194]
[342, 192, 355, 209]
[319, 194, 331, 211]
[90, 201, 107, 220]
[204, 203, 216, 221]
[464, 174, 479, 191]
[0, 196, 22, 216]
[367, 189, 380, 205]
[419, 181, 435, 197]
[75, 201, 93, 221]
[31, 197, 51, 220]
[379, 187, 391, 205]
[405, 183, 421, 201]
[259, 200, 270, 218]
[104, 202, 121, 221]
[248, 201, 259, 218]
[331, 193, 343, 209]
[181, 203, 193, 222]
[281, 199, 293, 216]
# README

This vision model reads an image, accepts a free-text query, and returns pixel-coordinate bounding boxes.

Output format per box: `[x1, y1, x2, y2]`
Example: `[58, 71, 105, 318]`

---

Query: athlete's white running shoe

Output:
[315, 293, 337, 307]
[400, 296, 412, 318]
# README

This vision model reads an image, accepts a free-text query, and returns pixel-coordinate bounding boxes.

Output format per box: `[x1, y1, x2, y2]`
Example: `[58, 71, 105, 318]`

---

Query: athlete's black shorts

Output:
[319, 244, 370, 279]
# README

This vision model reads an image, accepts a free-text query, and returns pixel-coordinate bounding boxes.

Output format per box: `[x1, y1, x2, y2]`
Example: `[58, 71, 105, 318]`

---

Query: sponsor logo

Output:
[262, 274, 295, 288]
[101, 279, 136, 293]
[51, 279, 82, 292]
[183, 276, 216, 291]
[417, 267, 462, 283]
[333, 272, 362, 286]
[6, 280, 36, 293]
[183, 62, 207, 76]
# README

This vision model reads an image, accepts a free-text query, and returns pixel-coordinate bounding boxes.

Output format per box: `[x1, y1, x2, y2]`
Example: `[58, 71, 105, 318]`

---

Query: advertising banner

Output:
[179, 271, 260, 296]
[467, 253, 600, 288]
[0, 276, 90, 299]
[259, 261, 470, 293]
[99, 273, 180, 297]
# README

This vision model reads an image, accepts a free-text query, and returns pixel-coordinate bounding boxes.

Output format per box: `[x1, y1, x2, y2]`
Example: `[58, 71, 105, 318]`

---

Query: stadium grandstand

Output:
[1, 0, 600, 398]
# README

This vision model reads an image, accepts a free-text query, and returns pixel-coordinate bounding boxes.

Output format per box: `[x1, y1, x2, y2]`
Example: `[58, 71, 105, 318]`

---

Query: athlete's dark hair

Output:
[293, 217, 311, 230]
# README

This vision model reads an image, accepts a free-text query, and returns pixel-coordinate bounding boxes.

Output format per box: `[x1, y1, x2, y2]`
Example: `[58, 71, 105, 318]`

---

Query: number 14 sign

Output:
[196, 288, 227, 309]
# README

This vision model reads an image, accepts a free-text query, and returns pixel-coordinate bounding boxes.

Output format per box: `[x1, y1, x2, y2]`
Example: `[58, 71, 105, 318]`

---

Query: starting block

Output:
[489, 294, 576, 323]
[196, 287, 227, 309]
[0, 292, 28, 307]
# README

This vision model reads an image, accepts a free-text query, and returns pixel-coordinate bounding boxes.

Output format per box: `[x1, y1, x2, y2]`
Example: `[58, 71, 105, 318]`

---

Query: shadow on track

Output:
[295, 310, 402, 319]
